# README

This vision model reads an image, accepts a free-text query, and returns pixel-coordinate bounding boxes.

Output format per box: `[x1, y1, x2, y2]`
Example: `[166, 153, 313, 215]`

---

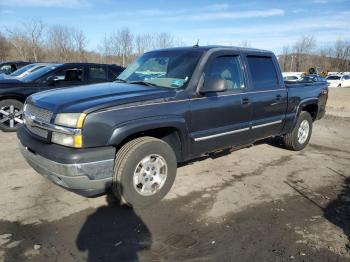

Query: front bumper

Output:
[17, 125, 115, 197]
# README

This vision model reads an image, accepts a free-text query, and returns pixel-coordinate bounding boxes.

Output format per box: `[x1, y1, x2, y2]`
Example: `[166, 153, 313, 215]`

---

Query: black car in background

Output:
[0, 61, 32, 75]
[0, 63, 124, 131]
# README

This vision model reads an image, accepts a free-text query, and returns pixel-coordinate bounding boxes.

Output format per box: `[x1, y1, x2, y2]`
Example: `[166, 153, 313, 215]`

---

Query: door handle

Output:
[241, 97, 250, 105]
[275, 95, 282, 101]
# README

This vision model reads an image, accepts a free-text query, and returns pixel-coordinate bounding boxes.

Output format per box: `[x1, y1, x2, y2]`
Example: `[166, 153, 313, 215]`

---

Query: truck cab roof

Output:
[149, 45, 273, 55]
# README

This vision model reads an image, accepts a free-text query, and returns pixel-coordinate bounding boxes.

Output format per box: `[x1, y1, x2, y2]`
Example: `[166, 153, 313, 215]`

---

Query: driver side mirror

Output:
[46, 75, 60, 85]
[200, 76, 227, 94]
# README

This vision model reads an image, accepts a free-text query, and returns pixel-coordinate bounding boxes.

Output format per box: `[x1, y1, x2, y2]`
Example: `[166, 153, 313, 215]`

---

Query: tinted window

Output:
[205, 56, 245, 90]
[89, 66, 107, 81]
[343, 75, 349, 80]
[327, 75, 341, 80]
[247, 56, 278, 90]
[52, 67, 83, 82]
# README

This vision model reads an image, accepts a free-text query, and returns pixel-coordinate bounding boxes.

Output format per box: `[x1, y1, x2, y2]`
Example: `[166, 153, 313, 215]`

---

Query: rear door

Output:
[245, 55, 287, 140]
[189, 52, 253, 156]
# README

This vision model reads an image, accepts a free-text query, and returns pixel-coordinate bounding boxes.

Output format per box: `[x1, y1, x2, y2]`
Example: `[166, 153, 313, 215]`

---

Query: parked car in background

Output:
[0, 63, 124, 131]
[283, 75, 303, 81]
[298, 75, 327, 83]
[17, 46, 328, 207]
[0, 63, 53, 80]
[0, 61, 31, 75]
[326, 74, 350, 88]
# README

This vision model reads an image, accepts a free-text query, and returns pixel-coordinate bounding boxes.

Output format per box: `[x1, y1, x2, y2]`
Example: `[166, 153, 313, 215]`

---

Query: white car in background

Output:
[326, 75, 350, 88]
[0, 63, 52, 80]
[283, 75, 303, 81]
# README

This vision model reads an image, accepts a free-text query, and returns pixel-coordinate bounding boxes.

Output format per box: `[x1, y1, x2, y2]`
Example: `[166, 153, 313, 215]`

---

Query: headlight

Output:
[52, 132, 83, 148]
[55, 113, 86, 128]
[53, 113, 86, 148]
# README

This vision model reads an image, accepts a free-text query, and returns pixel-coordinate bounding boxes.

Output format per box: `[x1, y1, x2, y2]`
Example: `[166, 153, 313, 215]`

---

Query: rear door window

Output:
[247, 56, 278, 90]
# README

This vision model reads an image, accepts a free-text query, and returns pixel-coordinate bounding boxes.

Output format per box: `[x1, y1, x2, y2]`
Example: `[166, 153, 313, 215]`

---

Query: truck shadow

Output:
[76, 188, 152, 262]
[324, 176, 350, 249]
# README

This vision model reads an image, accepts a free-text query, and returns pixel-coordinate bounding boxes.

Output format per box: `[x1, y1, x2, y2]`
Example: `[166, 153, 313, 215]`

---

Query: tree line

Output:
[279, 36, 350, 73]
[0, 19, 181, 66]
[1, 19, 349, 72]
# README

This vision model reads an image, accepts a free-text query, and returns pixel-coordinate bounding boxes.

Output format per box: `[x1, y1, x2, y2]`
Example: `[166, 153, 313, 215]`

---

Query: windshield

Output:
[21, 65, 59, 82]
[10, 64, 36, 77]
[327, 75, 341, 80]
[117, 50, 204, 89]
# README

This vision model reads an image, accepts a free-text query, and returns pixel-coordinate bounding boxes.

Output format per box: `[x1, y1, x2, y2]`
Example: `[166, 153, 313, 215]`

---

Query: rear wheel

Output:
[112, 136, 177, 208]
[283, 111, 313, 151]
[0, 99, 24, 132]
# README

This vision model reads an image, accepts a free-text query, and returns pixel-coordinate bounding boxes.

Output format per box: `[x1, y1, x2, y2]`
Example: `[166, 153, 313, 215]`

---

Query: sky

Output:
[0, 0, 349, 54]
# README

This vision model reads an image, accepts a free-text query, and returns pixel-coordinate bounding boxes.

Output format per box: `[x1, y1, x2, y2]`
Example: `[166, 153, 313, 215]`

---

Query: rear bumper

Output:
[17, 125, 115, 197]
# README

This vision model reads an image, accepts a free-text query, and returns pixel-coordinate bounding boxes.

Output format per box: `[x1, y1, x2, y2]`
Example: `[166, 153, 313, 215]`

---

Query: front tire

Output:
[283, 111, 313, 151]
[0, 99, 24, 132]
[112, 137, 177, 208]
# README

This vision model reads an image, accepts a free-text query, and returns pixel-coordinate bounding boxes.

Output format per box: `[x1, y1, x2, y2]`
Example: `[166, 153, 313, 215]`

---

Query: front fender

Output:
[108, 115, 189, 158]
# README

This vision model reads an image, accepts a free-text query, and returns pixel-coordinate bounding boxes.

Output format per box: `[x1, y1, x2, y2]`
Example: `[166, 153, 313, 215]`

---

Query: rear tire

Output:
[112, 137, 177, 208]
[283, 111, 313, 151]
[0, 99, 24, 132]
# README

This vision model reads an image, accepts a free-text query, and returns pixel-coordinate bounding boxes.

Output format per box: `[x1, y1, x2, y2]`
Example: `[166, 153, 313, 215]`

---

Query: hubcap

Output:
[133, 154, 168, 196]
[0, 105, 23, 129]
[297, 120, 310, 144]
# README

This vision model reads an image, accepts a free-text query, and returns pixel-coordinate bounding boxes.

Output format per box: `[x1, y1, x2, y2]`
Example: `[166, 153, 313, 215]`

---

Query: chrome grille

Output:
[25, 104, 53, 123]
[27, 125, 49, 138]
[24, 104, 53, 139]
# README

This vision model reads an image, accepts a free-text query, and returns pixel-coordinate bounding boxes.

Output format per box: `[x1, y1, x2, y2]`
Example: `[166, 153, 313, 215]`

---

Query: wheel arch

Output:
[0, 94, 26, 103]
[108, 116, 189, 162]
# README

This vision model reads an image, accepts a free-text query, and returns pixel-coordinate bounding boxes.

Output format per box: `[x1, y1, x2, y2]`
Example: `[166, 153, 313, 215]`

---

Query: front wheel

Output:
[283, 111, 313, 151]
[0, 99, 24, 132]
[112, 137, 177, 208]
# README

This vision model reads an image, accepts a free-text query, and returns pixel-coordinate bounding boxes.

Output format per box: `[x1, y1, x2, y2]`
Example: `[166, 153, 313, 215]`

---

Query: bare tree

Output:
[73, 29, 87, 62]
[280, 46, 290, 71]
[0, 31, 11, 61]
[293, 36, 316, 71]
[23, 19, 45, 61]
[47, 25, 75, 62]
[333, 39, 350, 71]
[135, 33, 153, 55]
[111, 28, 133, 66]
[5, 19, 45, 61]
[153, 32, 174, 49]
[98, 34, 113, 63]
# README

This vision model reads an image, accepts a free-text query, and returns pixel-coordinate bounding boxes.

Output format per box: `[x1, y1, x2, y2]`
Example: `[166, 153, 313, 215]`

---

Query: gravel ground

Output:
[0, 90, 350, 261]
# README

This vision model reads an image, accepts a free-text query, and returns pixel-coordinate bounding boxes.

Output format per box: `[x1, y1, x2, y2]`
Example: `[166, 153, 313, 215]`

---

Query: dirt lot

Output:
[0, 88, 350, 261]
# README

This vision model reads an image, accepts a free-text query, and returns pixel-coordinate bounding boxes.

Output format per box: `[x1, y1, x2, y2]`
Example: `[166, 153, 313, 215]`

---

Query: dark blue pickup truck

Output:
[17, 46, 328, 207]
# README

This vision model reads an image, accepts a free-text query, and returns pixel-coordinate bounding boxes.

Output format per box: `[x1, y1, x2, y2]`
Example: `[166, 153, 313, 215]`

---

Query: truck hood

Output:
[29, 82, 177, 113]
[0, 78, 24, 86]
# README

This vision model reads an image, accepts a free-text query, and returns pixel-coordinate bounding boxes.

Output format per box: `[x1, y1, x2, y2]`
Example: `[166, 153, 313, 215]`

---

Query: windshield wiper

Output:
[115, 78, 127, 83]
[127, 81, 158, 87]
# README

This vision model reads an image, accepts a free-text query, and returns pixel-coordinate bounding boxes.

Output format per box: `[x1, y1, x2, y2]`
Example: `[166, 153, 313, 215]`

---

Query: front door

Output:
[189, 54, 253, 157]
[40, 66, 84, 92]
